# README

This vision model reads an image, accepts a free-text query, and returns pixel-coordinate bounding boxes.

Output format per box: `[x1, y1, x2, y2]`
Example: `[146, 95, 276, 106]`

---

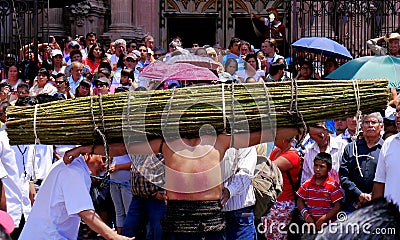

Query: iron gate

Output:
[283, 0, 400, 57]
[0, 0, 47, 63]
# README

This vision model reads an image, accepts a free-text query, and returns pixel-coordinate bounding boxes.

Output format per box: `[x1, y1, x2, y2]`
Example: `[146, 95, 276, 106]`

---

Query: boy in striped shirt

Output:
[296, 152, 343, 231]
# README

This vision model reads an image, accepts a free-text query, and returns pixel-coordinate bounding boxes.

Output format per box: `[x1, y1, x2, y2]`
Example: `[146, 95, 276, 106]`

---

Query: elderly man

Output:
[301, 122, 348, 185]
[109, 39, 127, 71]
[68, 61, 85, 94]
[340, 112, 384, 212]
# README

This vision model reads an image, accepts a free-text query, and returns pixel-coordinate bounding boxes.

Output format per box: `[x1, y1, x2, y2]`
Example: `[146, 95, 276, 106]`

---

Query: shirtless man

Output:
[64, 128, 301, 239]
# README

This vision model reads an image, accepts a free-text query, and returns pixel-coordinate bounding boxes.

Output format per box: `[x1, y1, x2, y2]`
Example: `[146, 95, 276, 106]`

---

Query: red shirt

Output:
[296, 175, 343, 221]
[269, 147, 301, 202]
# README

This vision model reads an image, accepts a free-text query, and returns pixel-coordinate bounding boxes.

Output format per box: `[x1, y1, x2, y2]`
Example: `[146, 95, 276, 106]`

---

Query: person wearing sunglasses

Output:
[95, 77, 111, 95]
[53, 73, 75, 99]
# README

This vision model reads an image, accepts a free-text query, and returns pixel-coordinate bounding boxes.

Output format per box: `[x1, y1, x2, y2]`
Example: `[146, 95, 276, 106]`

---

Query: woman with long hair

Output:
[263, 136, 301, 239]
[1, 64, 22, 101]
[85, 43, 106, 74]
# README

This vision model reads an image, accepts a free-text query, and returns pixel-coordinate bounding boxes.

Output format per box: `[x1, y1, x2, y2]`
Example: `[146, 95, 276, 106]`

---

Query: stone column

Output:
[40, 8, 65, 37]
[102, 0, 136, 42]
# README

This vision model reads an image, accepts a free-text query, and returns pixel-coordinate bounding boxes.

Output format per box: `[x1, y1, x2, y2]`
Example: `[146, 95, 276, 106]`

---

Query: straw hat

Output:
[384, 32, 400, 42]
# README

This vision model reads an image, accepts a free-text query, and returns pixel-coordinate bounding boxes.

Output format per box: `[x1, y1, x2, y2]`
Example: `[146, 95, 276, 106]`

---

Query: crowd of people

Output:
[0, 19, 399, 240]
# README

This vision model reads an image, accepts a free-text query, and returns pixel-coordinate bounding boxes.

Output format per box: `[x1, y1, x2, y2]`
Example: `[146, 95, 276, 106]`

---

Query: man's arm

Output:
[372, 182, 385, 199]
[64, 140, 161, 164]
[79, 209, 133, 240]
[366, 36, 387, 55]
[297, 197, 314, 224]
[229, 127, 299, 149]
[0, 180, 6, 211]
[251, 13, 266, 24]
[315, 201, 341, 230]
[64, 143, 127, 164]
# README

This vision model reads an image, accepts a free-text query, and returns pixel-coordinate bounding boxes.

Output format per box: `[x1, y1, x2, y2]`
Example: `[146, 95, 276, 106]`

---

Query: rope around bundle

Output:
[288, 78, 307, 147]
[351, 79, 364, 178]
[90, 94, 111, 182]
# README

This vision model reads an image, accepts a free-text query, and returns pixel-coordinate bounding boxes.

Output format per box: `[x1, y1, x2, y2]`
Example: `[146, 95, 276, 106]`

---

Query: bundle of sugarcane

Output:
[5, 79, 389, 145]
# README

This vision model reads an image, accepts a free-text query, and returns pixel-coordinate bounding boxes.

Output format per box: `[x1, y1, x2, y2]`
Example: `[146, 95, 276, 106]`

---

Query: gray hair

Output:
[114, 38, 126, 47]
[362, 112, 383, 123]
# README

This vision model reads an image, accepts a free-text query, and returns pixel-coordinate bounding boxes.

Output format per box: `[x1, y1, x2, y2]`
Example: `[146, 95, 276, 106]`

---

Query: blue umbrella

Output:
[326, 55, 400, 88]
[291, 37, 353, 59]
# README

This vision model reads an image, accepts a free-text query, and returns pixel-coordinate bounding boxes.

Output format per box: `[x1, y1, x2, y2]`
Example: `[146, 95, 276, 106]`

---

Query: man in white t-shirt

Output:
[19, 154, 132, 240]
[373, 104, 400, 209]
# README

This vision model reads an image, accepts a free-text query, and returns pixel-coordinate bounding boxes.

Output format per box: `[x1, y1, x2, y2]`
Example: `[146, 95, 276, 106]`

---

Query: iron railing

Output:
[283, 0, 400, 57]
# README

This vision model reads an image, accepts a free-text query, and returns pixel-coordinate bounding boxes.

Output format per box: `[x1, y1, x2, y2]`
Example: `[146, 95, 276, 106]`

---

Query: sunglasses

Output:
[97, 83, 109, 87]
[125, 58, 138, 63]
[130, 45, 137, 49]
[154, 53, 162, 57]
[139, 49, 147, 52]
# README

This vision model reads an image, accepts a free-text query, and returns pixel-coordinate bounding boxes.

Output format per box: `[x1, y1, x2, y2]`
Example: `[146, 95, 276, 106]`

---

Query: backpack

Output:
[252, 155, 283, 219]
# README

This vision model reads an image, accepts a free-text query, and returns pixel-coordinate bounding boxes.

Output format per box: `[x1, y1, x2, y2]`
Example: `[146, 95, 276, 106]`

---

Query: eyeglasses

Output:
[97, 83, 109, 88]
[54, 81, 65, 85]
[125, 58, 138, 63]
[363, 121, 380, 125]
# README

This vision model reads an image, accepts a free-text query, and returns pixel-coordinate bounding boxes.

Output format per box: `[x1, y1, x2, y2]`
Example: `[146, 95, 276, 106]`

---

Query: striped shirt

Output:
[222, 147, 257, 212]
[296, 175, 343, 220]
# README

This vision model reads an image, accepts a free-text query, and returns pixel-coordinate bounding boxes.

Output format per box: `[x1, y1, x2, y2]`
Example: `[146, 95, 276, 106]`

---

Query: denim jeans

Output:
[163, 231, 226, 240]
[225, 206, 257, 240]
[121, 195, 166, 240]
[109, 181, 132, 227]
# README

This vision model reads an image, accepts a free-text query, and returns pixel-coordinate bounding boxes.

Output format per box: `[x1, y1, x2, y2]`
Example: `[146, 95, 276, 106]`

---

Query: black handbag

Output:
[286, 171, 305, 240]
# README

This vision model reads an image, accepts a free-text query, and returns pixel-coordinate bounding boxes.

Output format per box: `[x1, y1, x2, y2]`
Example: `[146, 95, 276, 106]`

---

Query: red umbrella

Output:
[140, 62, 219, 82]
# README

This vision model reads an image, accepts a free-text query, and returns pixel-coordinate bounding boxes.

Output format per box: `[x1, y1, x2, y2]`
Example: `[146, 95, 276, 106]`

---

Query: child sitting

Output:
[296, 152, 343, 231]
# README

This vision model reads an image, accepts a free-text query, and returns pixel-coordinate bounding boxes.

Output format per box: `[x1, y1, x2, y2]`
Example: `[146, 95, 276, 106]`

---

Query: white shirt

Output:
[301, 136, 348, 184]
[110, 154, 131, 181]
[54, 145, 78, 159]
[374, 133, 400, 208]
[29, 144, 54, 180]
[1, 128, 33, 227]
[19, 156, 93, 240]
[109, 54, 119, 71]
[222, 147, 257, 212]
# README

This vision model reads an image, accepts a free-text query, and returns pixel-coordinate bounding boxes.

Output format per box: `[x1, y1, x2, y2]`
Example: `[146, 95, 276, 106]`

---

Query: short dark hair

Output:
[38, 68, 50, 81]
[86, 32, 97, 39]
[314, 152, 332, 170]
[228, 37, 241, 49]
[269, 62, 285, 76]
[69, 49, 82, 58]
[17, 83, 29, 91]
[121, 68, 133, 78]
